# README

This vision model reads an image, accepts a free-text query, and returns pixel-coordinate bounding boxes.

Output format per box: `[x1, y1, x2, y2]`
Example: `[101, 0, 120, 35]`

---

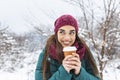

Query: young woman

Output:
[35, 14, 100, 80]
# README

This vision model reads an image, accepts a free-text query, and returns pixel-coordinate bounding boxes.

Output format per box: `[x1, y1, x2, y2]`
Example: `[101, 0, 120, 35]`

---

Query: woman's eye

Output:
[59, 31, 65, 35]
[70, 31, 75, 35]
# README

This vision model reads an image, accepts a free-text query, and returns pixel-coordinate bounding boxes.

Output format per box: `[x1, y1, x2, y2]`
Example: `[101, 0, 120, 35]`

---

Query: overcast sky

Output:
[0, 0, 119, 34]
[0, 0, 82, 34]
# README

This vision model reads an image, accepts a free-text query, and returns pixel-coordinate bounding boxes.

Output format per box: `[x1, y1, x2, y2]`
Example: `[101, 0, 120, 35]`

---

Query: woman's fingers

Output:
[68, 53, 81, 75]
[64, 55, 73, 61]
[72, 53, 80, 58]
[62, 55, 73, 73]
[62, 53, 81, 74]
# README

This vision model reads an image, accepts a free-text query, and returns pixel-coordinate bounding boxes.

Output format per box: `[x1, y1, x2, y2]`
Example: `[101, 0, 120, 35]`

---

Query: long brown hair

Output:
[41, 34, 99, 80]
[76, 35, 99, 77]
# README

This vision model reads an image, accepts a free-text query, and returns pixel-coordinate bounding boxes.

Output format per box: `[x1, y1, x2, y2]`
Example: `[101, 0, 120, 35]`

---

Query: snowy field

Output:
[103, 59, 120, 80]
[0, 50, 120, 80]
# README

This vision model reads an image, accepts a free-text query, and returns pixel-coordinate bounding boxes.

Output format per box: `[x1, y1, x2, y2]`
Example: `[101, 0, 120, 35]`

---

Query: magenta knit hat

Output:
[54, 14, 78, 33]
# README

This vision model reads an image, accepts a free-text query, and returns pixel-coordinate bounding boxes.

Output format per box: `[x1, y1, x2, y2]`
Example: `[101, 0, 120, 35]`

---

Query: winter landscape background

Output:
[0, 0, 120, 80]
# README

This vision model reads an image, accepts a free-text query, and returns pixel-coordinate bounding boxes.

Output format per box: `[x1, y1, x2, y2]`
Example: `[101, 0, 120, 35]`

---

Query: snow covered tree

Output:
[0, 27, 12, 54]
[63, 0, 120, 80]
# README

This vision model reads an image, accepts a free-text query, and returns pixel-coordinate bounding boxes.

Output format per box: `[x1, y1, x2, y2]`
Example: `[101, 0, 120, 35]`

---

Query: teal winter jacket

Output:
[35, 50, 100, 80]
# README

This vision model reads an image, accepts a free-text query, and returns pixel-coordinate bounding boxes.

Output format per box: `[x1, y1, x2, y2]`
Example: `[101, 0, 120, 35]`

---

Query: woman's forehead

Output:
[59, 25, 75, 30]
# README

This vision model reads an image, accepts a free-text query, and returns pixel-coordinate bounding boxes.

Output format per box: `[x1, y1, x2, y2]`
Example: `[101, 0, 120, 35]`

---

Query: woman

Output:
[35, 14, 100, 80]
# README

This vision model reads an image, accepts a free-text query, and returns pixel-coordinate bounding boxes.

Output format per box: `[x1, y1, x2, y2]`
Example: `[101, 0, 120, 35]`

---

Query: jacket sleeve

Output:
[35, 50, 44, 80]
[74, 54, 100, 80]
[48, 65, 72, 80]
[35, 50, 72, 80]
[74, 67, 100, 80]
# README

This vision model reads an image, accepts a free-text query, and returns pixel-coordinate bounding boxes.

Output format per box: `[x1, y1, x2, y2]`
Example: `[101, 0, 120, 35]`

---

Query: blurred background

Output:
[0, 0, 120, 80]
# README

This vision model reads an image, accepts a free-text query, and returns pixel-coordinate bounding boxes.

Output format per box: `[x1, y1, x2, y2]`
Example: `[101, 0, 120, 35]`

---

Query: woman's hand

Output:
[62, 53, 81, 75]
[62, 55, 73, 73]
[69, 53, 81, 75]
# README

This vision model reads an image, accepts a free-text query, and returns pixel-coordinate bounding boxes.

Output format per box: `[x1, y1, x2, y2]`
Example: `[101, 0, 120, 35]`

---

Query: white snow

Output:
[103, 59, 120, 80]
[0, 70, 27, 80]
[0, 50, 120, 80]
[0, 50, 41, 80]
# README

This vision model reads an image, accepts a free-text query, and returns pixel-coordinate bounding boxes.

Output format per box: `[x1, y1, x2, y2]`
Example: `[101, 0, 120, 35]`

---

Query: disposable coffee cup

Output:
[63, 46, 77, 57]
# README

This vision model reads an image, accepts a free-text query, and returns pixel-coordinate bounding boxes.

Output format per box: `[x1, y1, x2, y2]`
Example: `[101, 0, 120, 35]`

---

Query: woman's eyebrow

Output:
[59, 29, 65, 31]
[70, 30, 75, 32]
[59, 29, 75, 32]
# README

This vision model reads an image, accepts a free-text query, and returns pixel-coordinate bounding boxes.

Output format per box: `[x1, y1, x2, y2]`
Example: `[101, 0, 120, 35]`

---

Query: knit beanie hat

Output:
[54, 14, 78, 33]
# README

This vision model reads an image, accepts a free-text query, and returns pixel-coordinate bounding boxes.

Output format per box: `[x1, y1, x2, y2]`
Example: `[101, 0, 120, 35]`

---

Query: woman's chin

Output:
[62, 44, 71, 47]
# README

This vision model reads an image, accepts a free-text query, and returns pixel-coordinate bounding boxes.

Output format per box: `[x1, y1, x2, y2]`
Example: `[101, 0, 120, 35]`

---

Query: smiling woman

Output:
[35, 14, 100, 80]
[57, 25, 76, 47]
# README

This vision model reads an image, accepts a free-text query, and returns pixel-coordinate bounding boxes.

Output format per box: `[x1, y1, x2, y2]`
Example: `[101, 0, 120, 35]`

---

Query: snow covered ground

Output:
[0, 50, 40, 80]
[103, 59, 120, 80]
[0, 50, 120, 80]
[0, 70, 28, 80]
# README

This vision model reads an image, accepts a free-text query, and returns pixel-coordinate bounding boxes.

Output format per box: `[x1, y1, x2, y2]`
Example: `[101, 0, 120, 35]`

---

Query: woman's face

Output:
[57, 25, 76, 47]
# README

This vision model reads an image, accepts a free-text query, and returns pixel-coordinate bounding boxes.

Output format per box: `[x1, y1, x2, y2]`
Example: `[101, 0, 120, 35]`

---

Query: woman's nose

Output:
[64, 35, 71, 41]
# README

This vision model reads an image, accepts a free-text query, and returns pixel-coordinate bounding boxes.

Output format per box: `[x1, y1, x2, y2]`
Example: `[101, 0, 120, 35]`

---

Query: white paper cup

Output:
[63, 46, 77, 57]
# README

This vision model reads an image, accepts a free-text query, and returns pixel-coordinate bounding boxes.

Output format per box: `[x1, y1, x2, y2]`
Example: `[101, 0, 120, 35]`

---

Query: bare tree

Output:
[62, 0, 120, 80]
